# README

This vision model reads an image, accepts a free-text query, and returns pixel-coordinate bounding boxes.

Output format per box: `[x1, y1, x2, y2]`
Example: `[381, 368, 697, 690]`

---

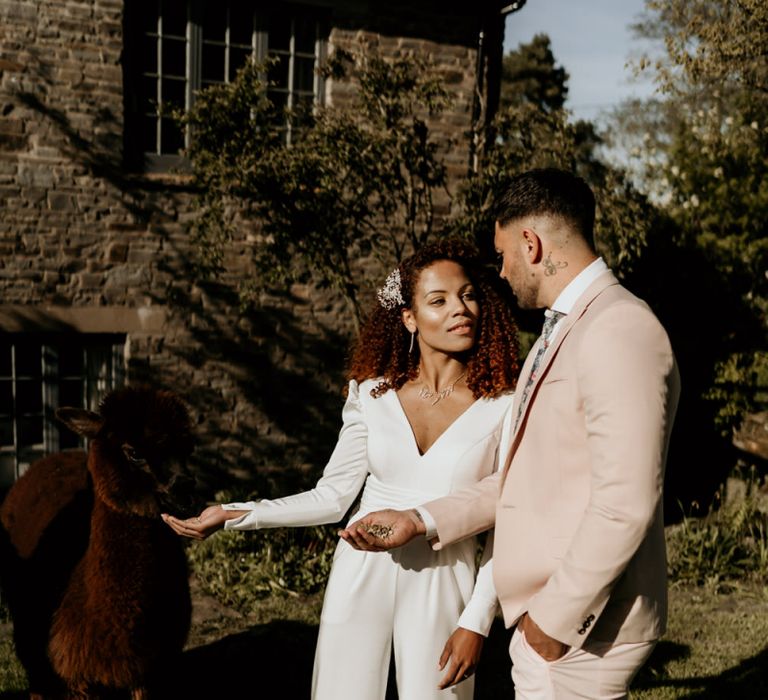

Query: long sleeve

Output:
[222, 380, 369, 530]
[456, 530, 498, 636]
[454, 401, 513, 635]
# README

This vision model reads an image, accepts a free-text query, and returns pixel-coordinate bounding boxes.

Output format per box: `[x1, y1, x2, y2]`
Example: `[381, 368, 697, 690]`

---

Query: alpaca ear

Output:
[55, 407, 104, 438]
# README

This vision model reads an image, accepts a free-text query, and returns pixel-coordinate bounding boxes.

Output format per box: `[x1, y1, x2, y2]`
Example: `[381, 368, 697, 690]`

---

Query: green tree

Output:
[599, 0, 768, 510]
[627, 0, 768, 422]
[460, 36, 653, 280]
[500, 33, 569, 112]
[179, 48, 453, 324]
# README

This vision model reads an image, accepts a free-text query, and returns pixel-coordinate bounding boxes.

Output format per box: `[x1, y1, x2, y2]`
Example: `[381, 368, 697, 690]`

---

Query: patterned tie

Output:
[515, 309, 566, 430]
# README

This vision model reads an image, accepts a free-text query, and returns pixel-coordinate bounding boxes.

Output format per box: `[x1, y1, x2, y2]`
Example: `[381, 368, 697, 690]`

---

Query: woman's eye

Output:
[430, 298, 445, 305]
[463, 292, 476, 301]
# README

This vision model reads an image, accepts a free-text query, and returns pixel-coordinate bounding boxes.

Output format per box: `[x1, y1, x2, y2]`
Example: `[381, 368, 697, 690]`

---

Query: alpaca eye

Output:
[122, 445, 147, 466]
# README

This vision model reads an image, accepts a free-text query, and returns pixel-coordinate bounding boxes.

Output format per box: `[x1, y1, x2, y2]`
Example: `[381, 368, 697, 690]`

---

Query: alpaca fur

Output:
[0, 387, 195, 699]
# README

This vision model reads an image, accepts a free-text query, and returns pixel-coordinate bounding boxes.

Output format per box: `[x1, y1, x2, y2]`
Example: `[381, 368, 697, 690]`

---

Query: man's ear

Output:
[522, 228, 543, 264]
[401, 308, 417, 334]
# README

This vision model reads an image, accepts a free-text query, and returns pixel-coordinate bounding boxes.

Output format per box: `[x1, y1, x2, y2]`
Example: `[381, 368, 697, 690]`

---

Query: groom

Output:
[341, 168, 680, 698]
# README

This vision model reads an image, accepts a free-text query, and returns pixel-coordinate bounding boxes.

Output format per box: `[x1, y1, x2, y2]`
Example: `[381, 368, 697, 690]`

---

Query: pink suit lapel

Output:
[501, 270, 620, 482]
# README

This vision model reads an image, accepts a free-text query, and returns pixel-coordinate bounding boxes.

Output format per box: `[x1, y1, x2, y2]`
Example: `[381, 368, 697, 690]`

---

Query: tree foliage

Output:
[500, 33, 569, 112]
[458, 38, 653, 280]
[178, 48, 453, 323]
[623, 0, 768, 425]
[594, 0, 768, 510]
[178, 27, 757, 509]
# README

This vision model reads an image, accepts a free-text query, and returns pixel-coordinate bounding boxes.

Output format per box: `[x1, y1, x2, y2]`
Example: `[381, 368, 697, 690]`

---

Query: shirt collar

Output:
[550, 257, 609, 315]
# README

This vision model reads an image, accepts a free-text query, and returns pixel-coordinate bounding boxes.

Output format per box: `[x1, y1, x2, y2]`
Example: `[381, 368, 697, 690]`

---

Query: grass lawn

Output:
[0, 581, 766, 698]
[631, 583, 768, 699]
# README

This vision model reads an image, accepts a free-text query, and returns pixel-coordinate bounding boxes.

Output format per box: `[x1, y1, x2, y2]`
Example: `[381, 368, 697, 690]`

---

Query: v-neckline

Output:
[391, 390, 482, 458]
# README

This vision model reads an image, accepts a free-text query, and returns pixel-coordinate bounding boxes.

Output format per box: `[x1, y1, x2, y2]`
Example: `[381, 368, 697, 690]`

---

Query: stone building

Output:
[0, 0, 515, 495]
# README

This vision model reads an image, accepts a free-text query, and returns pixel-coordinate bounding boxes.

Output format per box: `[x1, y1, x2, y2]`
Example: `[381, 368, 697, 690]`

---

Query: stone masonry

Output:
[0, 0, 506, 496]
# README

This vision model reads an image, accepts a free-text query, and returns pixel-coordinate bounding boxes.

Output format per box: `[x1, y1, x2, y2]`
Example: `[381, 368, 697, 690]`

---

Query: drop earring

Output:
[409, 330, 416, 353]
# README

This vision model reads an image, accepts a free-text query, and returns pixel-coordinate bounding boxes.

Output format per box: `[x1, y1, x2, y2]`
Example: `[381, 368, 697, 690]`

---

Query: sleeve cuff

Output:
[415, 506, 437, 539]
[456, 595, 499, 637]
[221, 502, 259, 531]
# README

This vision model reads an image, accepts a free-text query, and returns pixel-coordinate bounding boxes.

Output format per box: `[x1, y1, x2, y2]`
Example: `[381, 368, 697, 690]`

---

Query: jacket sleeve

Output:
[222, 380, 369, 530]
[527, 303, 679, 648]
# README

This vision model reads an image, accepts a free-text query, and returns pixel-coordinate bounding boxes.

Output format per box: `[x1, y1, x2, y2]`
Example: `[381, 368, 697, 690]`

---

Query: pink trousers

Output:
[510, 627, 656, 699]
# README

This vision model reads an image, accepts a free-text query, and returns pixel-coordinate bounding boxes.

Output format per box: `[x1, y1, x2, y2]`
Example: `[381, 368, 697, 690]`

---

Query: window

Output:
[0, 335, 126, 487]
[124, 1, 327, 170]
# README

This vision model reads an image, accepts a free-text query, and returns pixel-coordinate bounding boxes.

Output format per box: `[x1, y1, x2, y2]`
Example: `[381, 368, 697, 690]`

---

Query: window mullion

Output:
[10, 344, 18, 481]
[187, 0, 201, 149]
[315, 21, 326, 108]
[42, 345, 58, 454]
[157, 0, 164, 154]
[287, 16, 296, 145]
[224, 4, 230, 83]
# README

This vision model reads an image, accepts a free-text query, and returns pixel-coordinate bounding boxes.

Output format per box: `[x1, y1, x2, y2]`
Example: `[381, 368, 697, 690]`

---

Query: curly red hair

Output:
[348, 238, 519, 399]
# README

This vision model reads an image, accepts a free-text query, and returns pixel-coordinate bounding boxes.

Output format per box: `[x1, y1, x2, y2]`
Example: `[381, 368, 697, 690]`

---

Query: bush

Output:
[186, 492, 339, 612]
[667, 471, 768, 590]
[187, 520, 338, 613]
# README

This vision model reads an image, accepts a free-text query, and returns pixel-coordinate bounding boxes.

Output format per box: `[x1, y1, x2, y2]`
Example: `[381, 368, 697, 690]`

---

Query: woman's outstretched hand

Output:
[437, 627, 484, 689]
[338, 508, 426, 551]
[162, 505, 246, 540]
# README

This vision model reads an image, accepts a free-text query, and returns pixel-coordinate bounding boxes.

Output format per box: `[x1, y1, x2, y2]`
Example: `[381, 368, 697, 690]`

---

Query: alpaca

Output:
[0, 386, 196, 699]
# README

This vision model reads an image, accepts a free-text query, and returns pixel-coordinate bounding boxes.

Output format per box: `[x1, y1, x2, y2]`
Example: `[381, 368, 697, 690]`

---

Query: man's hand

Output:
[338, 508, 425, 551]
[162, 505, 246, 540]
[519, 613, 570, 661]
[437, 627, 484, 689]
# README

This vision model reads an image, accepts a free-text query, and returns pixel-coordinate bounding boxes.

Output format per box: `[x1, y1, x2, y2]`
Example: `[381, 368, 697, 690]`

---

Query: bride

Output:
[164, 238, 519, 699]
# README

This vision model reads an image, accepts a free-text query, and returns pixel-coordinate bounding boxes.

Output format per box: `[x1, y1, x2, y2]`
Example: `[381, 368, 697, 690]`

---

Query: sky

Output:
[503, 0, 658, 126]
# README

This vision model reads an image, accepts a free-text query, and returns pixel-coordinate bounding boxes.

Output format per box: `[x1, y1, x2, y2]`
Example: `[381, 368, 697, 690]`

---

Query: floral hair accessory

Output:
[377, 268, 405, 310]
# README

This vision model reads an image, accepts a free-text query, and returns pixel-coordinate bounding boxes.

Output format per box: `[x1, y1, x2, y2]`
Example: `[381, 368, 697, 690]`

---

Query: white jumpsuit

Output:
[223, 379, 514, 700]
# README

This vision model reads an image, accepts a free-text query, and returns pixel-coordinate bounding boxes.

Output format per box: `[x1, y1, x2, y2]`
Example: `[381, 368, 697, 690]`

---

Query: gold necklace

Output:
[418, 371, 466, 406]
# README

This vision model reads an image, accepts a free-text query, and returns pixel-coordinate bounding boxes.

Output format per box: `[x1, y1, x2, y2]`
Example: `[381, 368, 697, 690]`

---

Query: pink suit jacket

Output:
[425, 270, 680, 648]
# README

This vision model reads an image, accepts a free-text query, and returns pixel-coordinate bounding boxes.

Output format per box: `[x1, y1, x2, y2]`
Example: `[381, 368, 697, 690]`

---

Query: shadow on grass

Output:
[632, 639, 768, 698]
[157, 619, 319, 697]
[152, 616, 515, 699]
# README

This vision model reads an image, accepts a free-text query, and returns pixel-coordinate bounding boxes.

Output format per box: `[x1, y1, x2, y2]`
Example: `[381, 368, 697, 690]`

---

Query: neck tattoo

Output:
[418, 371, 466, 406]
[543, 252, 568, 277]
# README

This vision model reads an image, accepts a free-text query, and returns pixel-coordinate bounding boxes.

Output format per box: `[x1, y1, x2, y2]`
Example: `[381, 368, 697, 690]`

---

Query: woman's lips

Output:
[448, 322, 473, 335]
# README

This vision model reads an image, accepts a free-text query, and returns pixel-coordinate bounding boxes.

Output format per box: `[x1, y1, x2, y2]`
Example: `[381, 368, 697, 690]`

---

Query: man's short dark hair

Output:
[492, 168, 596, 247]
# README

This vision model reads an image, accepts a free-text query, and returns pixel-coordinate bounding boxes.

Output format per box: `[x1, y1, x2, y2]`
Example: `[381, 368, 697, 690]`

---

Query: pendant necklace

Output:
[418, 371, 466, 406]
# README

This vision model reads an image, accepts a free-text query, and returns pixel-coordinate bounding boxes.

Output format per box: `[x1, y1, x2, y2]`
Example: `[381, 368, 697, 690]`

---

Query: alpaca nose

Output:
[162, 471, 200, 517]
[149, 454, 197, 515]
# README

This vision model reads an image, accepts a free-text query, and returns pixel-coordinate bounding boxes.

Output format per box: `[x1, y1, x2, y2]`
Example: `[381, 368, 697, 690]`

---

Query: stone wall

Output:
[0, 0, 503, 496]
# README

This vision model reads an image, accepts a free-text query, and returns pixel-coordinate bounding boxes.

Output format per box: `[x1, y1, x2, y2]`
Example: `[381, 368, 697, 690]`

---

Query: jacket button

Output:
[577, 628, 586, 635]
[587, 614, 595, 621]
[584, 620, 591, 628]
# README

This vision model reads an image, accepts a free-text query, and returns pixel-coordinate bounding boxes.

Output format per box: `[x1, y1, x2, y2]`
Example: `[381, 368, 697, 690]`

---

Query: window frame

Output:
[0, 334, 126, 485]
[123, 1, 328, 172]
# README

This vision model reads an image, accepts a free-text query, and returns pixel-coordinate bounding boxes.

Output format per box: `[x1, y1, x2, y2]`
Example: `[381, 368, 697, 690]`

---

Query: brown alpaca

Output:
[0, 387, 195, 699]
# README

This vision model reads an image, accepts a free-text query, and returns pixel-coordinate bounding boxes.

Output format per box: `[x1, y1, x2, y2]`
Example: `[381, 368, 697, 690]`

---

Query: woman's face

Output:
[402, 260, 480, 355]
